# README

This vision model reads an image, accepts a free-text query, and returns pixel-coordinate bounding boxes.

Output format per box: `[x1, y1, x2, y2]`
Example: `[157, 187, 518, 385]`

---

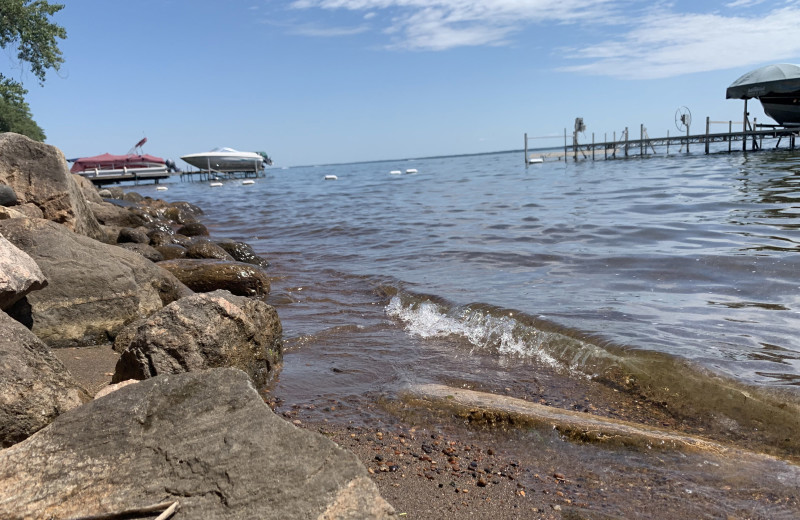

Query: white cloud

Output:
[561, 5, 800, 79]
[725, 0, 766, 7]
[290, 23, 371, 37]
[286, 0, 800, 79]
[289, 0, 617, 49]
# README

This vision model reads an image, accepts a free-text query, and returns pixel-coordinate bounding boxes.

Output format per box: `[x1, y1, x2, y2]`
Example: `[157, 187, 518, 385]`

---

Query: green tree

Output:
[0, 0, 66, 141]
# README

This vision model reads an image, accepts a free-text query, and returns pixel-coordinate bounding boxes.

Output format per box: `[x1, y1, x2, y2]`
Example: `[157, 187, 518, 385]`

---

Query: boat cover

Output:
[70, 153, 166, 173]
[726, 64, 800, 99]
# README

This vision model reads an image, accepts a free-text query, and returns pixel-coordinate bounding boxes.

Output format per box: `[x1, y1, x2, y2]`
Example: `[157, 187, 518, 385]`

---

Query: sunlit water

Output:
[138, 148, 800, 424]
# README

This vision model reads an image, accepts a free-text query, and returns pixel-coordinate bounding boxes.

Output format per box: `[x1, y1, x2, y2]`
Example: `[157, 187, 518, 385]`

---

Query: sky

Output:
[10, 0, 800, 166]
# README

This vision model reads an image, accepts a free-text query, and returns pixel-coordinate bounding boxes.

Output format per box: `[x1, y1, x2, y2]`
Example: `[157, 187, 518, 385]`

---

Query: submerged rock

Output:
[217, 239, 270, 268]
[113, 290, 282, 388]
[0, 369, 394, 519]
[157, 258, 270, 297]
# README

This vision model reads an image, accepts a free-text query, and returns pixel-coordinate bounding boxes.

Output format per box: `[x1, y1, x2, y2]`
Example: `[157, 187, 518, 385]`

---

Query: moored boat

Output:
[181, 147, 272, 173]
[726, 63, 800, 126]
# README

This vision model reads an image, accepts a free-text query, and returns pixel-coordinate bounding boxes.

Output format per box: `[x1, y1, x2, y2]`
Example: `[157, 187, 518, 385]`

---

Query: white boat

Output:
[181, 147, 272, 173]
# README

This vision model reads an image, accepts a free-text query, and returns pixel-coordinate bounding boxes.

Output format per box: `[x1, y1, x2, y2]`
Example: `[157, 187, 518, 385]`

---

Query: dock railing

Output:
[525, 117, 799, 166]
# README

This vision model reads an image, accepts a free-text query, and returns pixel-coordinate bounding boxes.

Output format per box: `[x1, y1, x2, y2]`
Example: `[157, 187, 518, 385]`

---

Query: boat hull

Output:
[181, 152, 266, 173]
[759, 95, 800, 126]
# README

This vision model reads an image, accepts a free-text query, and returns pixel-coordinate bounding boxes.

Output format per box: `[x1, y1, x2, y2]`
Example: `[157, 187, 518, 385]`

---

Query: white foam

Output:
[386, 296, 560, 368]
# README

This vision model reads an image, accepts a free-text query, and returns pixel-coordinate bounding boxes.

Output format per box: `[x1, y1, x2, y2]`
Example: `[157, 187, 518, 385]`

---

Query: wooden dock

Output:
[178, 168, 266, 183]
[525, 117, 800, 166]
[79, 168, 172, 186]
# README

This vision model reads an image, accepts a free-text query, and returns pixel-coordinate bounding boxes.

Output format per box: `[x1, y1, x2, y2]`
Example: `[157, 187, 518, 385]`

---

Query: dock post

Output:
[613, 131, 616, 158]
[728, 121, 732, 153]
[743, 100, 748, 152]
[640, 124, 644, 156]
[524, 133, 528, 167]
[564, 128, 568, 162]
[704, 116, 709, 154]
[592, 132, 595, 160]
[686, 123, 690, 154]
[667, 130, 670, 155]
[604, 133, 607, 160]
[624, 127, 629, 157]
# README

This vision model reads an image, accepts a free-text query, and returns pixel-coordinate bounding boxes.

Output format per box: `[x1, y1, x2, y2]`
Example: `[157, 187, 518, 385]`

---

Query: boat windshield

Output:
[210, 147, 239, 153]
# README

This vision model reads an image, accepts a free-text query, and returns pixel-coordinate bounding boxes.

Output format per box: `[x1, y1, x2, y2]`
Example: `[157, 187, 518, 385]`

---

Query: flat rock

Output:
[0, 218, 191, 348]
[0, 311, 90, 448]
[0, 369, 394, 519]
[0, 235, 47, 310]
[0, 133, 102, 239]
[158, 258, 270, 297]
[113, 290, 282, 389]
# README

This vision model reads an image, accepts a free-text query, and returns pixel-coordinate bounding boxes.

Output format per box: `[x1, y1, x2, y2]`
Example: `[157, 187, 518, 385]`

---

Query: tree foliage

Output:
[0, 0, 65, 141]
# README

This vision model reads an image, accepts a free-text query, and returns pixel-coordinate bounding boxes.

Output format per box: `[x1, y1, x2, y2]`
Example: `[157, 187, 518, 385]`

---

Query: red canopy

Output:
[70, 153, 166, 173]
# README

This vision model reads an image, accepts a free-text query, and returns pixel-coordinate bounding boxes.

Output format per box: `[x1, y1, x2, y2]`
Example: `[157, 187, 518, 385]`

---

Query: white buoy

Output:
[156, 186, 168, 191]
[210, 182, 223, 187]
[389, 170, 402, 175]
[242, 180, 255, 185]
[324, 175, 338, 180]
[405, 168, 418, 174]
[528, 157, 544, 164]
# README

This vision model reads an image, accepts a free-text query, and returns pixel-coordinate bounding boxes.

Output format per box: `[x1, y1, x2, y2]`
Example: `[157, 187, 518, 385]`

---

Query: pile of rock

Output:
[0, 133, 393, 518]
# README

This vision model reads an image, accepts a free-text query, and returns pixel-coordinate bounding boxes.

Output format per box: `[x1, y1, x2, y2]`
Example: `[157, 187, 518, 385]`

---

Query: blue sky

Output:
[13, 0, 800, 166]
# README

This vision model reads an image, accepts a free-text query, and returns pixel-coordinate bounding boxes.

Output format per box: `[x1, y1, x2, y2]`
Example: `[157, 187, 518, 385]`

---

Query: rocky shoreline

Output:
[0, 133, 393, 519]
[2, 131, 800, 519]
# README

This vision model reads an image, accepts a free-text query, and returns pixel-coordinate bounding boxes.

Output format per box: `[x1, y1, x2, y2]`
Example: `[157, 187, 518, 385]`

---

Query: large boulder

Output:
[0, 369, 394, 519]
[0, 218, 192, 348]
[71, 173, 104, 204]
[113, 290, 282, 388]
[0, 235, 47, 310]
[158, 258, 270, 297]
[0, 133, 102, 239]
[0, 311, 90, 448]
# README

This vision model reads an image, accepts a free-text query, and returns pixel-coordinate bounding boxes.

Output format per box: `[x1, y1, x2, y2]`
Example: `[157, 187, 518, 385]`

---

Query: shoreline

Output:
[50, 185, 800, 519]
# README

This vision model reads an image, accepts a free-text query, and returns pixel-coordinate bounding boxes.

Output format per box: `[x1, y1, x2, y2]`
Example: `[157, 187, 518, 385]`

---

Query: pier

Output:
[79, 167, 171, 186]
[178, 168, 266, 182]
[524, 116, 800, 166]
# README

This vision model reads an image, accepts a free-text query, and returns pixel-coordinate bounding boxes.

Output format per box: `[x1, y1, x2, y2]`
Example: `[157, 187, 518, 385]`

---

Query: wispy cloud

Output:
[562, 5, 800, 79]
[286, 0, 800, 79]
[289, 0, 616, 50]
[290, 23, 371, 37]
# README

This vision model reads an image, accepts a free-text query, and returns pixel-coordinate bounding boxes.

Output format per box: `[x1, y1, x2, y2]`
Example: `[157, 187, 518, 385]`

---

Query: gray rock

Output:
[0, 369, 394, 519]
[97, 188, 113, 198]
[154, 244, 187, 260]
[0, 218, 192, 348]
[105, 186, 124, 199]
[0, 235, 47, 310]
[0, 133, 103, 239]
[71, 174, 104, 204]
[0, 311, 90, 448]
[88, 200, 147, 228]
[177, 221, 209, 237]
[122, 191, 144, 203]
[0, 184, 17, 206]
[113, 290, 282, 388]
[158, 258, 270, 297]
[117, 242, 165, 263]
[217, 239, 270, 268]
[186, 238, 235, 260]
[117, 227, 150, 244]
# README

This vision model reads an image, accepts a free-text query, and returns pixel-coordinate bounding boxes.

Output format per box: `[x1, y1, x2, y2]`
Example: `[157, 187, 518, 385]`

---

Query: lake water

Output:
[138, 147, 800, 438]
